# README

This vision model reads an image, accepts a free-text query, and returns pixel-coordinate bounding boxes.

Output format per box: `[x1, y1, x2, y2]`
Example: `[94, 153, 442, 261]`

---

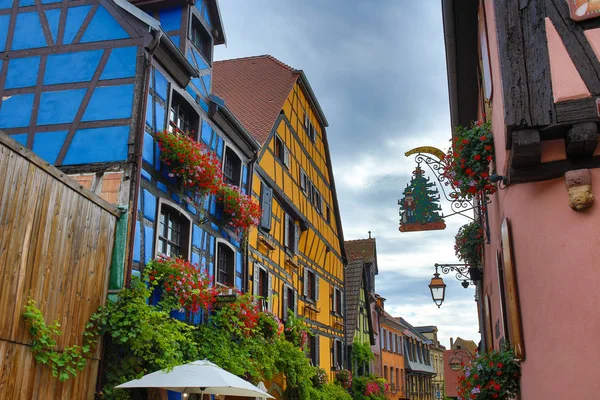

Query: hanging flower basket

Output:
[155, 130, 223, 198]
[143, 255, 219, 313]
[442, 121, 496, 200]
[457, 347, 520, 400]
[455, 222, 484, 267]
[334, 369, 353, 390]
[216, 184, 262, 232]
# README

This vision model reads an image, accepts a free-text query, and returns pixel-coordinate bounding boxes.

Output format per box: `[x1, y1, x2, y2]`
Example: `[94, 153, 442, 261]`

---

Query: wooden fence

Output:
[0, 133, 119, 399]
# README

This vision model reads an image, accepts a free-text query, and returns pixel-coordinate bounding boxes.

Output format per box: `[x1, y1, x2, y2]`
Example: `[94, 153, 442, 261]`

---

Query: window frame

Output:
[222, 145, 243, 187]
[283, 213, 299, 255]
[168, 91, 199, 136]
[190, 15, 213, 65]
[304, 268, 318, 302]
[155, 199, 192, 260]
[215, 240, 237, 288]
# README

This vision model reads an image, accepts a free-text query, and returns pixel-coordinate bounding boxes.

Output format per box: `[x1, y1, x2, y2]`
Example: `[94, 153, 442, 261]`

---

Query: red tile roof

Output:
[212, 55, 299, 145]
[345, 238, 377, 262]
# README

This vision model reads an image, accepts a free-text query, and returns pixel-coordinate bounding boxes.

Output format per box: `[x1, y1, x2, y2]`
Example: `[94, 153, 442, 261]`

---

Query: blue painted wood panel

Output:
[37, 89, 87, 125]
[0, 15, 9, 51]
[5, 56, 41, 89]
[12, 12, 46, 50]
[45, 9, 61, 42]
[0, 94, 34, 128]
[100, 47, 137, 80]
[33, 131, 68, 164]
[159, 7, 182, 31]
[63, 126, 129, 164]
[63, 6, 92, 45]
[82, 84, 135, 121]
[80, 6, 129, 43]
[44, 50, 103, 85]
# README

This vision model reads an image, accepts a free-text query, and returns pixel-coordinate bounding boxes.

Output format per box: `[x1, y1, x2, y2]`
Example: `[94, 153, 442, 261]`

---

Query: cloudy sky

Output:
[214, 0, 479, 348]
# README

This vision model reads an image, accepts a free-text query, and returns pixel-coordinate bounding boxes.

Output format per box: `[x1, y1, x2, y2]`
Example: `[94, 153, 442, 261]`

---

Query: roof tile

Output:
[212, 55, 299, 145]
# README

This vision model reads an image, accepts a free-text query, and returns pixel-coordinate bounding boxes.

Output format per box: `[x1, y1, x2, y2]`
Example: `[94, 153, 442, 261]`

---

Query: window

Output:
[299, 168, 307, 193]
[253, 264, 272, 311]
[274, 135, 290, 168]
[223, 147, 242, 186]
[333, 287, 343, 316]
[282, 285, 296, 321]
[390, 367, 395, 389]
[304, 114, 316, 142]
[333, 339, 343, 369]
[396, 369, 400, 391]
[304, 268, 318, 302]
[157, 202, 190, 259]
[325, 205, 331, 224]
[384, 366, 388, 382]
[283, 214, 298, 254]
[191, 17, 212, 62]
[309, 334, 319, 366]
[216, 242, 235, 287]
[169, 93, 197, 134]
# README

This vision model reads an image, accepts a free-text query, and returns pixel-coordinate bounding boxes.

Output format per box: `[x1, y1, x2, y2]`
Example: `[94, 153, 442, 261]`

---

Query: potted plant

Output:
[216, 184, 262, 232]
[442, 121, 496, 200]
[335, 368, 353, 390]
[455, 221, 484, 268]
[457, 347, 520, 400]
[155, 129, 223, 199]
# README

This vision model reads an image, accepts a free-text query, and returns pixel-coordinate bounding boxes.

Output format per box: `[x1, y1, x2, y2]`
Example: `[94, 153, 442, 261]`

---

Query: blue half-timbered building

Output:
[0, 0, 257, 304]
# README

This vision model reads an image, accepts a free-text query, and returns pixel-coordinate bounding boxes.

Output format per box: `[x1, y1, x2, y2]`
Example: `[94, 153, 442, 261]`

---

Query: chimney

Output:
[368, 231, 372, 238]
[450, 337, 454, 348]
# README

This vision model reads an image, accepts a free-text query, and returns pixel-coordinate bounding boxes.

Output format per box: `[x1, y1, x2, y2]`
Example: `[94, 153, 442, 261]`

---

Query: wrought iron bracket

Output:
[434, 263, 473, 287]
[409, 152, 491, 243]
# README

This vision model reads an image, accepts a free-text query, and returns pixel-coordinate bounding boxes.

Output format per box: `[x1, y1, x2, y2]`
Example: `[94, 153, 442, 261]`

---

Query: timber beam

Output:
[510, 129, 541, 169]
[566, 122, 598, 157]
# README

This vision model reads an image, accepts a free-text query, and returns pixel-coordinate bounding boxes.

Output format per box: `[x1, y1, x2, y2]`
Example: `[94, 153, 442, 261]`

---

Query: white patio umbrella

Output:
[115, 359, 274, 399]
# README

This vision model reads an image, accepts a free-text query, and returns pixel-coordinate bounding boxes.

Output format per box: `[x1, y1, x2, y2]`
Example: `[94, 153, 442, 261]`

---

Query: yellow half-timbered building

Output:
[213, 55, 346, 383]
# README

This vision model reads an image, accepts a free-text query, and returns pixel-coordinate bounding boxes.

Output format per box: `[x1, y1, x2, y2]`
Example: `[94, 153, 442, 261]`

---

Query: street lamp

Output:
[428, 270, 446, 308]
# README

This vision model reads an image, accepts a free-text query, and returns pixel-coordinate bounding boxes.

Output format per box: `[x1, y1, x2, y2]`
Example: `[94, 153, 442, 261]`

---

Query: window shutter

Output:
[315, 274, 320, 301]
[340, 291, 344, 316]
[260, 184, 272, 230]
[300, 169, 306, 192]
[283, 146, 290, 168]
[284, 214, 290, 248]
[332, 288, 337, 314]
[282, 285, 289, 321]
[315, 335, 320, 366]
[303, 270, 308, 297]
[293, 223, 299, 255]
[293, 289, 298, 316]
[332, 340, 338, 369]
[267, 273, 273, 311]
[253, 264, 260, 297]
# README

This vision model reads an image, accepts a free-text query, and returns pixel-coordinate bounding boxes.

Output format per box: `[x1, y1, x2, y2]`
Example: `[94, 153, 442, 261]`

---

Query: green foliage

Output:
[319, 383, 353, 400]
[284, 312, 311, 349]
[334, 369, 353, 389]
[22, 298, 101, 382]
[311, 367, 328, 388]
[95, 279, 199, 399]
[352, 342, 374, 375]
[454, 221, 484, 267]
[457, 346, 520, 400]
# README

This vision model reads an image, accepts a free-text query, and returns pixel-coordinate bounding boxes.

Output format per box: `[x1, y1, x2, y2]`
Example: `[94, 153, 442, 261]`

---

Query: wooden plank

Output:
[0, 133, 120, 216]
[521, 0, 555, 127]
[566, 122, 598, 157]
[494, 0, 531, 145]
[509, 154, 600, 183]
[546, 0, 600, 94]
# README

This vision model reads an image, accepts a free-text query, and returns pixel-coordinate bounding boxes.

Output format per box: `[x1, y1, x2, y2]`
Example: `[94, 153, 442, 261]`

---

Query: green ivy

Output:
[352, 342, 375, 376]
[22, 298, 102, 382]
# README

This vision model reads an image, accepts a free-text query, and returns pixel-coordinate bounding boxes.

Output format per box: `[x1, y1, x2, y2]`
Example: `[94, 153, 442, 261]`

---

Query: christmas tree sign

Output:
[399, 166, 446, 232]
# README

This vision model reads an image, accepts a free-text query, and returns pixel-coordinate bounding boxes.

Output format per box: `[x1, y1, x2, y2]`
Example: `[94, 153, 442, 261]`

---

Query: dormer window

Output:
[191, 17, 212, 64]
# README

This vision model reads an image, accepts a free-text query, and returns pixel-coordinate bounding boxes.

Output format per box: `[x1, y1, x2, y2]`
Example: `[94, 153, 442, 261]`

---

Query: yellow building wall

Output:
[247, 82, 345, 382]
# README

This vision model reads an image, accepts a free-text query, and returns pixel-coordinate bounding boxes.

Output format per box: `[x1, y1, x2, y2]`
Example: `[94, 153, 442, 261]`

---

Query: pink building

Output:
[443, 0, 600, 398]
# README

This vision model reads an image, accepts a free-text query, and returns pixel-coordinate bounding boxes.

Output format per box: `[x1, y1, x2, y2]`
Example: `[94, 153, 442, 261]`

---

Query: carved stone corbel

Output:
[565, 169, 594, 211]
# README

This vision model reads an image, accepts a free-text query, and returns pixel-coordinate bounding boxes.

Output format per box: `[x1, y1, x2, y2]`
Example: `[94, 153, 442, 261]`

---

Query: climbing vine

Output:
[22, 298, 102, 382]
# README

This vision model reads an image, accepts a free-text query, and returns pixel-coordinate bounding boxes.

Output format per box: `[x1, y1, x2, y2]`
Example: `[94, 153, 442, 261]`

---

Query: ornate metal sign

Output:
[567, 0, 600, 21]
[399, 166, 446, 232]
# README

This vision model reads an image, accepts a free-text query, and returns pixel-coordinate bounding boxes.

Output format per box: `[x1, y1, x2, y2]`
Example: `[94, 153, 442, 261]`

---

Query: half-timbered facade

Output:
[443, 0, 600, 397]
[213, 55, 347, 381]
[0, 0, 257, 317]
